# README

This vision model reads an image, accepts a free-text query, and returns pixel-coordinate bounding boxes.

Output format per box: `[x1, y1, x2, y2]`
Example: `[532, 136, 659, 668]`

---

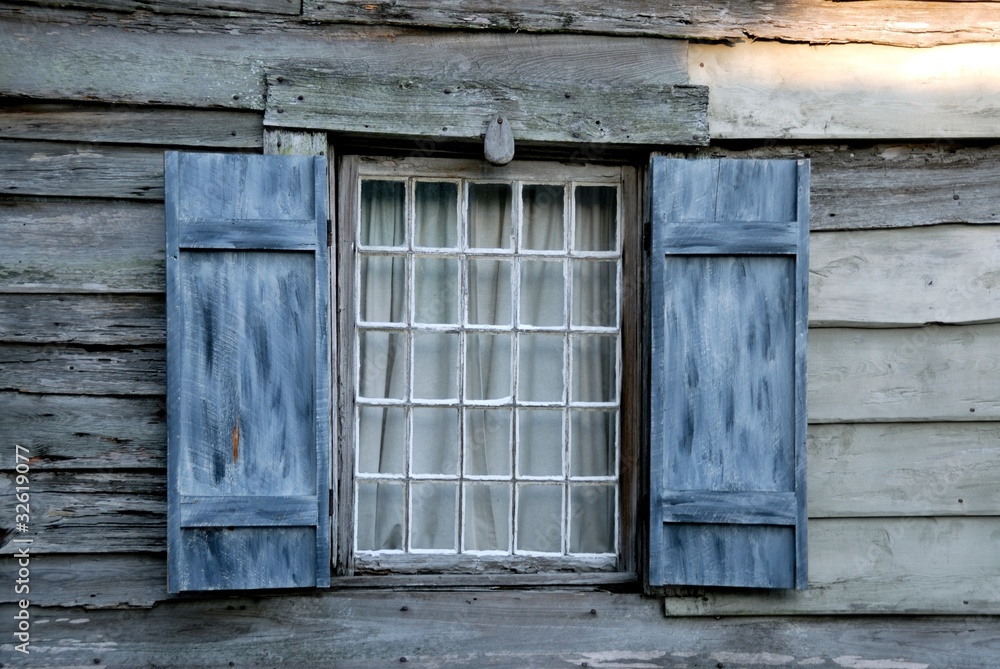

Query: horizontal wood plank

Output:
[691, 41, 1000, 140]
[0, 140, 164, 200]
[0, 344, 165, 396]
[810, 225, 1000, 327]
[17, 0, 301, 16]
[0, 392, 165, 470]
[665, 517, 1000, 615]
[303, 0, 1000, 47]
[0, 104, 263, 148]
[0, 198, 165, 293]
[265, 67, 708, 145]
[0, 573, 998, 668]
[0, 294, 165, 345]
[808, 324, 1000, 422]
[697, 143, 1000, 232]
[0, 553, 167, 608]
[809, 422, 1000, 518]
[0, 471, 166, 555]
[0, 17, 686, 109]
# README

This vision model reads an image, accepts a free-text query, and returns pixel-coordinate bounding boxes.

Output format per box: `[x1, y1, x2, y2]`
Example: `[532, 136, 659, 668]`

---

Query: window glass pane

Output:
[570, 410, 616, 477]
[572, 260, 617, 327]
[516, 484, 562, 553]
[359, 331, 406, 399]
[517, 334, 564, 402]
[465, 409, 512, 476]
[517, 409, 563, 477]
[414, 257, 458, 324]
[360, 180, 405, 247]
[359, 255, 406, 323]
[415, 181, 458, 248]
[574, 186, 616, 252]
[519, 260, 565, 326]
[411, 482, 458, 550]
[357, 481, 404, 551]
[412, 332, 458, 399]
[522, 184, 564, 250]
[465, 484, 510, 551]
[357, 406, 405, 474]
[571, 335, 617, 403]
[412, 408, 459, 475]
[570, 484, 614, 554]
[467, 259, 512, 326]
[468, 183, 512, 249]
[466, 334, 511, 401]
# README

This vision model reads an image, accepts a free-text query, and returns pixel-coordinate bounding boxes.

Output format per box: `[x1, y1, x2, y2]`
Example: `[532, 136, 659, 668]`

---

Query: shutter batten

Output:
[648, 158, 809, 590]
[166, 152, 331, 593]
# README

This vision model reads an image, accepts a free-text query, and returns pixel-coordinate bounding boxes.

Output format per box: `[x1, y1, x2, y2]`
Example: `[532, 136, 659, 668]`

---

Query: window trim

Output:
[333, 154, 642, 583]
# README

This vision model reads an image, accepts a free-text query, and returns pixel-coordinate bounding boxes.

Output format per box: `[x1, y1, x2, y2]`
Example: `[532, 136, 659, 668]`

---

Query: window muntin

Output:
[349, 161, 623, 571]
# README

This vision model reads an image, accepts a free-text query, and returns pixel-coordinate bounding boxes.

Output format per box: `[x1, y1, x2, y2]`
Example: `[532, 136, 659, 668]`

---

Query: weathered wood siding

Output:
[0, 0, 999, 640]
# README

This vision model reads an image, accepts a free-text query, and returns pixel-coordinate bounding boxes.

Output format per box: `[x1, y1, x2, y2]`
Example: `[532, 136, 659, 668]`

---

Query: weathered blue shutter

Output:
[165, 152, 331, 592]
[649, 158, 809, 590]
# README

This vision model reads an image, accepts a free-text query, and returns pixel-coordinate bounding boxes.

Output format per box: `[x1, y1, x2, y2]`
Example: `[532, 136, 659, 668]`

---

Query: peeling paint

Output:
[573, 650, 668, 668]
[799, 659, 827, 666]
[833, 657, 929, 669]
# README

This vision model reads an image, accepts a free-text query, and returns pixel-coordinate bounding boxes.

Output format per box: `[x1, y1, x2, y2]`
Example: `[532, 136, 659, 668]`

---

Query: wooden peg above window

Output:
[485, 114, 515, 166]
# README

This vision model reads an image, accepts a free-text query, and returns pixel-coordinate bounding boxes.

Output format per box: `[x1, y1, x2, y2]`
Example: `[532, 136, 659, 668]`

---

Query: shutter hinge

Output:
[329, 488, 334, 515]
[326, 219, 333, 247]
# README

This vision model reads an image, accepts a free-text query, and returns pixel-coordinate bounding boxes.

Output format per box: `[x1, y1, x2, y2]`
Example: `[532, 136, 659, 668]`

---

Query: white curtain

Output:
[357, 180, 616, 556]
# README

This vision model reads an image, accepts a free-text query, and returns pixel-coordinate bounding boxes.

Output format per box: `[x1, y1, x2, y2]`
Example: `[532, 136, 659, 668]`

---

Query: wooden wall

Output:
[1, 0, 1000, 625]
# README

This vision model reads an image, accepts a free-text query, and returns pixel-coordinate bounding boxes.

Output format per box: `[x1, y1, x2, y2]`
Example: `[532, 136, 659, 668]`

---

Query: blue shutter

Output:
[648, 158, 809, 590]
[165, 152, 331, 592]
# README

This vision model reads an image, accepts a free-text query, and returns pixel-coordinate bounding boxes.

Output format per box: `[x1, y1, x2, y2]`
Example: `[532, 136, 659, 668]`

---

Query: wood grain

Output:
[0, 140, 164, 200]
[17, 0, 302, 16]
[690, 41, 1000, 140]
[265, 67, 708, 145]
[0, 103, 263, 148]
[0, 392, 165, 470]
[0, 471, 166, 554]
[0, 16, 687, 109]
[0, 294, 165, 345]
[808, 324, 1000, 423]
[263, 128, 328, 156]
[0, 198, 165, 293]
[810, 225, 1000, 327]
[665, 517, 1000, 615]
[303, 0, 1000, 47]
[808, 422, 1000, 518]
[0, 344, 165, 396]
[0, 573, 998, 667]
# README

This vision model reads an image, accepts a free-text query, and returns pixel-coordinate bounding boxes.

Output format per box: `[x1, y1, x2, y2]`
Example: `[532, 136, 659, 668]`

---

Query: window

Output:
[338, 157, 635, 574]
[164, 151, 808, 594]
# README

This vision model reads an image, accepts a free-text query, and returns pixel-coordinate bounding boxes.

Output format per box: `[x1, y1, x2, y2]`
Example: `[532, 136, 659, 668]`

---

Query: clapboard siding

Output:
[0, 17, 687, 109]
[0, 554, 166, 608]
[0, 199, 164, 294]
[0, 140, 164, 200]
[690, 41, 1000, 140]
[810, 225, 1000, 327]
[0, 471, 165, 555]
[0, 392, 165, 470]
[0, 104, 264, 148]
[0, 345, 164, 396]
[808, 423, 1000, 518]
[0, 294, 165, 345]
[301, 0, 1000, 47]
[665, 517, 1000, 615]
[808, 324, 1000, 423]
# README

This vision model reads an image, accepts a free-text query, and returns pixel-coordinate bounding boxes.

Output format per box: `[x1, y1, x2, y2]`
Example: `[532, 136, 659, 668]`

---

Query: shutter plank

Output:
[649, 157, 809, 590]
[166, 152, 330, 593]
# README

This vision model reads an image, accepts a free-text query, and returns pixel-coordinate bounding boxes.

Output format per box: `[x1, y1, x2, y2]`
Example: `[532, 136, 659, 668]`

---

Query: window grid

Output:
[354, 174, 621, 561]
